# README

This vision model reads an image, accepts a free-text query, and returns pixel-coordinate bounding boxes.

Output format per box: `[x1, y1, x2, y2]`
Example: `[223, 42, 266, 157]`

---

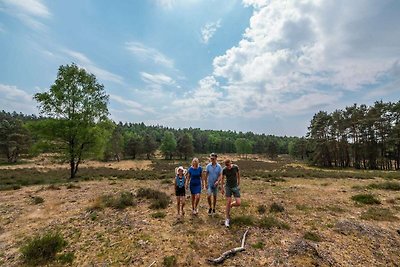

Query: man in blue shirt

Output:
[205, 153, 223, 215]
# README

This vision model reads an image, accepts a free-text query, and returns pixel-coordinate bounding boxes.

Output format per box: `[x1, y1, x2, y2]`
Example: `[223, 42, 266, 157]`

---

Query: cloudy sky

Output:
[1, 0, 399, 136]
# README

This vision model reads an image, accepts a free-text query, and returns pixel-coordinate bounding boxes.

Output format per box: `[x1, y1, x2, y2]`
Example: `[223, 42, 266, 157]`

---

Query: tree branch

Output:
[207, 229, 249, 265]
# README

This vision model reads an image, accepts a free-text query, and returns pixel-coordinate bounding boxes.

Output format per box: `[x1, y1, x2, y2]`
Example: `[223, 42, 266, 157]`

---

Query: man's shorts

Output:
[207, 186, 218, 196]
[225, 186, 240, 198]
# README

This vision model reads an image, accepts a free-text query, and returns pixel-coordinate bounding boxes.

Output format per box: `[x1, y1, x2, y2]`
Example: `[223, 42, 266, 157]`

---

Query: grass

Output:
[251, 241, 265, 249]
[137, 188, 171, 209]
[360, 207, 398, 221]
[259, 216, 290, 230]
[66, 183, 81, 189]
[351, 194, 381, 205]
[151, 211, 166, 219]
[163, 255, 177, 267]
[303, 231, 321, 242]
[231, 215, 256, 226]
[367, 181, 400, 191]
[20, 231, 68, 266]
[270, 202, 285, 213]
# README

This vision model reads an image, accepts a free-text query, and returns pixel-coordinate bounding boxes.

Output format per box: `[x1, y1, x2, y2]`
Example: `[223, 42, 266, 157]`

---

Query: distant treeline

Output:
[0, 110, 297, 162]
[304, 100, 400, 170]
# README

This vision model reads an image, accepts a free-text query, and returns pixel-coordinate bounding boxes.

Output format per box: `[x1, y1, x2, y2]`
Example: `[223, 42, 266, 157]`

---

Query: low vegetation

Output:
[137, 187, 170, 209]
[367, 181, 400, 191]
[360, 207, 398, 221]
[20, 231, 69, 266]
[303, 231, 322, 242]
[259, 216, 290, 230]
[270, 202, 285, 213]
[90, 191, 136, 210]
[351, 194, 381, 205]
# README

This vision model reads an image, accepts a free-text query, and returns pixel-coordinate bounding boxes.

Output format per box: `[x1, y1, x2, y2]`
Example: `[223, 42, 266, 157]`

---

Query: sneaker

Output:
[212, 209, 215, 214]
[208, 208, 212, 215]
[225, 219, 230, 228]
[192, 209, 196, 215]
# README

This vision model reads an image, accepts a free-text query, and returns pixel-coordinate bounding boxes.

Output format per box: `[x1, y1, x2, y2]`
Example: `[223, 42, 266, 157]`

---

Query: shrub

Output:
[270, 202, 285, 213]
[91, 191, 136, 210]
[137, 188, 170, 209]
[351, 194, 381, 205]
[257, 204, 267, 214]
[259, 216, 290, 230]
[231, 215, 256, 226]
[163, 255, 177, 267]
[20, 231, 67, 265]
[303, 231, 321, 242]
[151, 211, 166, 219]
[46, 184, 61, 190]
[360, 207, 398, 221]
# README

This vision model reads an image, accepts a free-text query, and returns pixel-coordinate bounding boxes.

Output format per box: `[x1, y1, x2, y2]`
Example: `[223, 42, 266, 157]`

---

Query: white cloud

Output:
[161, 0, 400, 124]
[110, 94, 155, 115]
[125, 42, 174, 69]
[140, 72, 175, 87]
[0, 0, 50, 30]
[63, 49, 124, 84]
[201, 19, 221, 44]
[0, 84, 37, 114]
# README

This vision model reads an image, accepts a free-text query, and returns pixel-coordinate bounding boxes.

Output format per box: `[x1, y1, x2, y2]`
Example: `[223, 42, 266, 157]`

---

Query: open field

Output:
[1, 155, 400, 266]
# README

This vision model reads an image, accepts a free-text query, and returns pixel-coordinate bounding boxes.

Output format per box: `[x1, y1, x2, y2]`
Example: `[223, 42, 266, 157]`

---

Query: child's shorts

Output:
[175, 187, 185, 196]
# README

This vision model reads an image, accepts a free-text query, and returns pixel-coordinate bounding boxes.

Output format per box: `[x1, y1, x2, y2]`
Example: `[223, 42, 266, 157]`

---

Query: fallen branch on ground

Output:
[207, 228, 249, 265]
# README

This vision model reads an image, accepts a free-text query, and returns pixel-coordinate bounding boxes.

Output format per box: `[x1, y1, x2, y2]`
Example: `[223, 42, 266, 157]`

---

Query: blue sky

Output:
[0, 0, 399, 136]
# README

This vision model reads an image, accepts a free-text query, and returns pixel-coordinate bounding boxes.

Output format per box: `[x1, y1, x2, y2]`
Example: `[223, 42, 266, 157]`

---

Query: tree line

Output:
[301, 101, 400, 170]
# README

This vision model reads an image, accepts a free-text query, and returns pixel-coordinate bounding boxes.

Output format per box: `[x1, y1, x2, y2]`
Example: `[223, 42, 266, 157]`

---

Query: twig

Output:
[207, 229, 249, 265]
[148, 260, 156, 267]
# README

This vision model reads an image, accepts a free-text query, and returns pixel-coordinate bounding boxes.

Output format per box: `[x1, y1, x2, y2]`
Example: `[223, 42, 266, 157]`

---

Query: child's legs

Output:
[226, 196, 232, 219]
[212, 194, 217, 209]
[231, 197, 241, 207]
[176, 196, 181, 214]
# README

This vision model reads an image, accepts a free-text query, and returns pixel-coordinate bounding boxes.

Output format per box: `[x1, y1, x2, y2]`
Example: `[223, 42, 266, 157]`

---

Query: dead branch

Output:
[207, 229, 249, 265]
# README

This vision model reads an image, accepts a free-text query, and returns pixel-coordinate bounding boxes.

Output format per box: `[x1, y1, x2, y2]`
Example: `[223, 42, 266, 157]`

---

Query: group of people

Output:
[174, 153, 241, 228]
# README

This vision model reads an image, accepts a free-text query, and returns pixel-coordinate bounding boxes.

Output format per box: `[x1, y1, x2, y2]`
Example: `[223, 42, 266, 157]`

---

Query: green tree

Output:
[0, 113, 31, 162]
[33, 63, 109, 178]
[124, 132, 143, 159]
[177, 133, 194, 160]
[160, 131, 177, 160]
[142, 133, 158, 160]
[104, 125, 124, 161]
[235, 138, 252, 158]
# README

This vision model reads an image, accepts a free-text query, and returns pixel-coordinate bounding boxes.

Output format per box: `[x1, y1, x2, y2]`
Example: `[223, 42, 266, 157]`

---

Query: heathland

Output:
[0, 154, 400, 266]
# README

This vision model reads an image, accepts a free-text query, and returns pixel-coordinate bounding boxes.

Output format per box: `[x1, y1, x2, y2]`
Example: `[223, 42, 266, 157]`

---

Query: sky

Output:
[0, 0, 399, 137]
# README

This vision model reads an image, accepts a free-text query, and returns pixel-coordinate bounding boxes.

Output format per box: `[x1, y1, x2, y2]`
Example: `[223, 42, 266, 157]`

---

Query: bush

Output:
[270, 202, 285, 213]
[257, 204, 267, 214]
[303, 231, 321, 242]
[360, 207, 398, 221]
[137, 188, 170, 209]
[20, 231, 68, 265]
[163, 255, 177, 267]
[91, 191, 136, 210]
[259, 216, 290, 230]
[351, 194, 381, 205]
